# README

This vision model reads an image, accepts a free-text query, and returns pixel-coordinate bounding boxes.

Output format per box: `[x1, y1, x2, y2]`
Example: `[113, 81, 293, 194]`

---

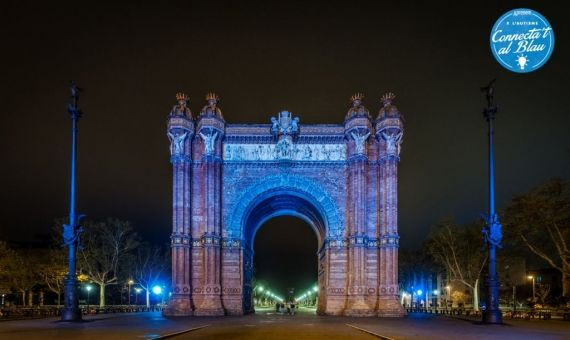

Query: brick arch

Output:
[227, 175, 344, 241]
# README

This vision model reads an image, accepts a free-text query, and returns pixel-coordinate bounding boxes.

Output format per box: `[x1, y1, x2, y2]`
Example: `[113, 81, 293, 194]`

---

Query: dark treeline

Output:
[401, 178, 569, 309]
[0, 218, 170, 307]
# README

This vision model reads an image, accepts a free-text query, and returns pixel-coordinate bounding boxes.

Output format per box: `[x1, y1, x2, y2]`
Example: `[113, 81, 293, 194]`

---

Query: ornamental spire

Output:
[377, 91, 400, 119]
[200, 92, 224, 119]
[170, 92, 192, 118]
[345, 92, 370, 120]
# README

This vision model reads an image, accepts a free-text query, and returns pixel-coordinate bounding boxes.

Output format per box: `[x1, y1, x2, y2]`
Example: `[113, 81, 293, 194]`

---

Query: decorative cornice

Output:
[379, 234, 400, 248]
[221, 237, 243, 249]
[171, 234, 191, 246]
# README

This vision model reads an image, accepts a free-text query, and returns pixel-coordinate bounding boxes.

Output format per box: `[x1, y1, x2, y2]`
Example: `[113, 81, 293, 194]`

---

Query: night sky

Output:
[1, 1, 568, 293]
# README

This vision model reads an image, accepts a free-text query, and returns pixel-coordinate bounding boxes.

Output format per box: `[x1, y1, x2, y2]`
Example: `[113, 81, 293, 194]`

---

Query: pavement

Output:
[0, 307, 569, 339]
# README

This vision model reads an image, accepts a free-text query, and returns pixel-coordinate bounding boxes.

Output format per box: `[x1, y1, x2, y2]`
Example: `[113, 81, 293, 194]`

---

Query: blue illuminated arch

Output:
[228, 175, 344, 247]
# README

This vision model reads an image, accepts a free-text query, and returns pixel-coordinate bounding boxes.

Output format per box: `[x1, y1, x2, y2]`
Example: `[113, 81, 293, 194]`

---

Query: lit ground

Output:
[1, 307, 569, 339]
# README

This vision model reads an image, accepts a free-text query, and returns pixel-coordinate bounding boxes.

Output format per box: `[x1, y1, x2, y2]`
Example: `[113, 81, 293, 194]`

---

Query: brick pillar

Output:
[376, 92, 405, 317]
[193, 112, 225, 316]
[319, 238, 349, 315]
[344, 114, 375, 316]
[165, 113, 194, 316]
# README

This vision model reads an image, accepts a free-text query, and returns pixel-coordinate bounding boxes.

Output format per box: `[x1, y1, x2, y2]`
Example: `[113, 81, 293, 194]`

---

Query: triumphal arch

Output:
[164, 91, 405, 317]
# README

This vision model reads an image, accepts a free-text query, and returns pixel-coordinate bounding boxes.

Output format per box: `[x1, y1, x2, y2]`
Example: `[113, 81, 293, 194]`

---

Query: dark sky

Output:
[1, 0, 568, 258]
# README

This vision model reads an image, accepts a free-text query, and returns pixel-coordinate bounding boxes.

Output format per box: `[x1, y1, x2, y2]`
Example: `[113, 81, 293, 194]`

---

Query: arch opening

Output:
[240, 190, 329, 314]
[252, 216, 318, 314]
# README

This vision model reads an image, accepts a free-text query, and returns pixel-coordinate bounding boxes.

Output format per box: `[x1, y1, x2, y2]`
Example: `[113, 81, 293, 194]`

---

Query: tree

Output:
[0, 241, 16, 297]
[426, 219, 487, 311]
[79, 218, 139, 307]
[9, 249, 41, 306]
[39, 248, 67, 306]
[133, 244, 167, 307]
[504, 179, 570, 296]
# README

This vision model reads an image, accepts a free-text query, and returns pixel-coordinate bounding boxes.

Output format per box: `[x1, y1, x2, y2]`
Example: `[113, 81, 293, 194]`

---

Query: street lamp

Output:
[61, 82, 85, 322]
[135, 287, 142, 305]
[85, 285, 93, 311]
[481, 80, 503, 324]
[527, 276, 536, 302]
[128, 280, 134, 305]
[446, 285, 451, 310]
[152, 285, 164, 306]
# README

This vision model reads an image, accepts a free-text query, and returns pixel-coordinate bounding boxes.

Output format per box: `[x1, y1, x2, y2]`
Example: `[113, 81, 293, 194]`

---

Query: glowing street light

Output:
[527, 275, 536, 301]
[152, 285, 163, 295]
[134, 287, 142, 305]
[313, 286, 318, 292]
[85, 284, 93, 310]
[128, 279, 134, 305]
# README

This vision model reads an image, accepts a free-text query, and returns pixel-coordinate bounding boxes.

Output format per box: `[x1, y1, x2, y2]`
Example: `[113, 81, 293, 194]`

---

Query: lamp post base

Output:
[61, 276, 82, 322]
[482, 309, 503, 324]
[61, 307, 82, 322]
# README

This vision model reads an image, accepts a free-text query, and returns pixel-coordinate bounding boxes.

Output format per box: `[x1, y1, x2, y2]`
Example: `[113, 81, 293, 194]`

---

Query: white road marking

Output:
[150, 325, 210, 339]
[345, 324, 396, 340]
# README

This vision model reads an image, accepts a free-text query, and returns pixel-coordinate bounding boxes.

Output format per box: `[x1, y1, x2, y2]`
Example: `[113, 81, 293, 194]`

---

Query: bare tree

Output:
[427, 219, 487, 311]
[133, 244, 166, 307]
[504, 179, 570, 296]
[79, 218, 139, 307]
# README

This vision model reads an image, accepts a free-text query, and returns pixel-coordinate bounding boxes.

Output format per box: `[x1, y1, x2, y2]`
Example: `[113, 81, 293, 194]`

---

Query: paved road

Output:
[1, 307, 569, 339]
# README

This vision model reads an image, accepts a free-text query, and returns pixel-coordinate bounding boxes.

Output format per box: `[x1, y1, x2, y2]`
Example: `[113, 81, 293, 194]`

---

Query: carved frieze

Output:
[223, 143, 346, 161]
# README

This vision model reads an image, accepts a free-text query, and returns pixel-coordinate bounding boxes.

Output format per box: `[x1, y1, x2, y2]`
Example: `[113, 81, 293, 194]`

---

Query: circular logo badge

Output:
[490, 8, 554, 73]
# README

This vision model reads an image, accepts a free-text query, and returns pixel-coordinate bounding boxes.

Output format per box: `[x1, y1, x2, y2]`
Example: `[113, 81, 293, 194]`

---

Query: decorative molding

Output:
[379, 234, 400, 247]
[221, 238, 243, 248]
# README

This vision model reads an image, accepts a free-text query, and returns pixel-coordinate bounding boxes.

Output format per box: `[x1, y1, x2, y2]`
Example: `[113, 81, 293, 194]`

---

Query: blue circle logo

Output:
[490, 8, 554, 73]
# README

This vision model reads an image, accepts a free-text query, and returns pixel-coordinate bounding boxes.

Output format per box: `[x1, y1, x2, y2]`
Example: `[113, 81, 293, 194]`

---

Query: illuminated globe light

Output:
[416, 289, 423, 296]
[85, 285, 93, 292]
[433, 290, 439, 296]
[152, 285, 163, 295]
[258, 286, 264, 292]
[135, 288, 142, 294]
[313, 286, 318, 292]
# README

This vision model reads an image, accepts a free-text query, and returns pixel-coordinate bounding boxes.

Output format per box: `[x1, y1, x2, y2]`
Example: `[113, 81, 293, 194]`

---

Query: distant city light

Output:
[152, 285, 163, 295]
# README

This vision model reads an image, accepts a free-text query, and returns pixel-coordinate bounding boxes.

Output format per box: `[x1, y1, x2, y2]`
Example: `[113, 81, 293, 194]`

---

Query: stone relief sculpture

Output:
[351, 131, 370, 155]
[199, 129, 219, 155]
[168, 131, 188, 155]
[223, 143, 346, 161]
[382, 131, 403, 156]
[270, 111, 300, 137]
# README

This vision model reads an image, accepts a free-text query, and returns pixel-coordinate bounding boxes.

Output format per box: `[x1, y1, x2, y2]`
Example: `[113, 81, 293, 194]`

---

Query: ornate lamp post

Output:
[135, 287, 142, 305]
[128, 280, 134, 305]
[61, 82, 84, 322]
[527, 275, 536, 302]
[86, 285, 92, 312]
[481, 79, 503, 324]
